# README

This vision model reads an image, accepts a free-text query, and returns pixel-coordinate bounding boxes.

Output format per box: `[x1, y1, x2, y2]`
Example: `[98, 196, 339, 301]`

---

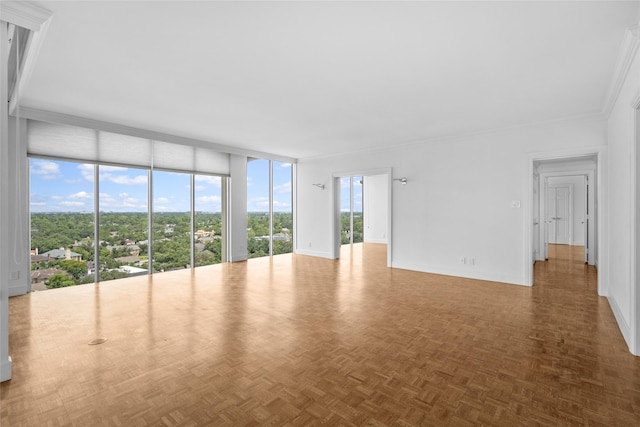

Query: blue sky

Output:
[30, 158, 292, 213]
[246, 159, 292, 212]
[340, 176, 363, 213]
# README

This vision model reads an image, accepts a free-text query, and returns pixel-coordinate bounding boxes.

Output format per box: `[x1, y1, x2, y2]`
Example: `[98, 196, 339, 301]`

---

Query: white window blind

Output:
[27, 119, 230, 175]
[153, 140, 195, 171]
[98, 131, 151, 167]
[27, 120, 98, 162]
[195, 146, 231, 175]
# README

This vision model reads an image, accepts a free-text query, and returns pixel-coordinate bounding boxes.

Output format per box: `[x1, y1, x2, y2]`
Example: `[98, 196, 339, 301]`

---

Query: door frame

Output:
[331, 168, 392, 267]
[525, 147, 606, 294]
[540, 171, 593, 262]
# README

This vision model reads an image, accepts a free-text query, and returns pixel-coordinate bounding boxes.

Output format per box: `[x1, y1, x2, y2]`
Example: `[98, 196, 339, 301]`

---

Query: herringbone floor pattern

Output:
[1, 244, 639, 426]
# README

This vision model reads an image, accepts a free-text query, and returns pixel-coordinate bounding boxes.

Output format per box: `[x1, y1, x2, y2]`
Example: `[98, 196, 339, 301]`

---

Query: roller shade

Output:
[27, 119, 230, 175]
[27, 120, 98, 162]
[99, 131, 152, 167]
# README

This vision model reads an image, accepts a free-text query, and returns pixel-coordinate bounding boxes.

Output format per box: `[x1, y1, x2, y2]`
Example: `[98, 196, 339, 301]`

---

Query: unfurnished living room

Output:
[1, 1, 640, 426]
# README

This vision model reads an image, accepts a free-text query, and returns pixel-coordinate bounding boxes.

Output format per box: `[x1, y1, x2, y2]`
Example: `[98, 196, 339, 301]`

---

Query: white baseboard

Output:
[0, 356, 12, 382]
[364, 238, 388, 244]
[607, 296, 633, 353]
[9, 283, 28, 297]
[294, 248, 335, 259]
[390, 261, 528, 287]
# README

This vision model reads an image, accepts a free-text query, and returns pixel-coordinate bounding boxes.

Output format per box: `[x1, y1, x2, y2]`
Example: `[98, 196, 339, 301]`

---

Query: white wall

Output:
[7, 118, 30, 296]
[363, 174, 388, 244]
[548, 175, 586, 246]
[607, 37, 640, 355]
[297, 116, 607, 286]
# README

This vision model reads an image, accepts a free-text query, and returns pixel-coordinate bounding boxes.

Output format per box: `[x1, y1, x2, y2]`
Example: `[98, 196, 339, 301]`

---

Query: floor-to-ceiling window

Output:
[247, 158, 293, 258]
[98, 165, 149, 281]
[30, 159, 94, 289]
[247, 158, 270, 258]
[27, 118, 236, 288]
[28, 120, 230, 288]
[30, 161, 227, 287]
[272, 161, 293, 255]
[152, 170, 191, 272]
[353, 177, 363, 244]
[194, 174, 223, 266]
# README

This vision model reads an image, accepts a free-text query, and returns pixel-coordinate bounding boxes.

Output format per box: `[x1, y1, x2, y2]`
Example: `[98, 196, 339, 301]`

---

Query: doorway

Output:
[332, 169, 392, 266]
[529, 154, 600, 289]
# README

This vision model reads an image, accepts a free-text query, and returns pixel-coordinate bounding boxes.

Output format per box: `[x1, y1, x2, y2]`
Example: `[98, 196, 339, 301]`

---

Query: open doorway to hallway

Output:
[532, 155, 598, 286]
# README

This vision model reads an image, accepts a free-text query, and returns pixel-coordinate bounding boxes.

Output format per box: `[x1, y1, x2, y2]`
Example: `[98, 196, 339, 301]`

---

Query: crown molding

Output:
[0, 1, 51, 31]
[298, 111, 606, 163]
[604, 25, 640, 116]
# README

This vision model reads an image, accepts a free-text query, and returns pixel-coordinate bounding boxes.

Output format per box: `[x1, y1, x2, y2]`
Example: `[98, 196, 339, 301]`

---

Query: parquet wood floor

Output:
[1, 243, 639, 426]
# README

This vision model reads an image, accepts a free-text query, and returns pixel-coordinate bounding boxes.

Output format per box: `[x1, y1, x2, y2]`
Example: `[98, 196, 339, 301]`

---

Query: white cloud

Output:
[68, 191, 92, 200]
[194, 175, 222, 187]
[273, 181, 291, 194]
[154, 197, 170, 204]
[30, 202, 47, 206]
[279, 163, 292, 168]
[78, 164, 95, 182]
[59, 201, 85, 208]
[31, 160, 61, 180]
[272, 200, 291, 209]
[249, 196, 270, 209]
[100, 165, 128, 172]
[84, 165, 147, 185]
[122, 197, 141, 207]
[109, 174, 147, 185]
[197, 195, 221, 204]
[98, 192, 147, 211]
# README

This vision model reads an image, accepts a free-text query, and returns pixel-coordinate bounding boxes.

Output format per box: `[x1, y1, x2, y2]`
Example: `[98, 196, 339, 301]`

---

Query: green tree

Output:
[58, 259, 88, 279]
[47, 274, 75, 289]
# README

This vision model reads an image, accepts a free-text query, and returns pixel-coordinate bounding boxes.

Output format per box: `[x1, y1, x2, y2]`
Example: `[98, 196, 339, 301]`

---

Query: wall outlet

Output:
[469, 258, 475, 266]
[10, 271, 19, 280]
[308, 242, 312, 248]
[459, 257, 466, 264]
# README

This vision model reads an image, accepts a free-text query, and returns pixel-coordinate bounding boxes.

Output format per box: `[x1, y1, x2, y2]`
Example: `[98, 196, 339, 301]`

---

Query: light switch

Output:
[511, 200, 521, 208]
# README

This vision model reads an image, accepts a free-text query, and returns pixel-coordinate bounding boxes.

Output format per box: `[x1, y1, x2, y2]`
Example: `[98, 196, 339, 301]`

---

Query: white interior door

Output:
[547, 185, 571, 245]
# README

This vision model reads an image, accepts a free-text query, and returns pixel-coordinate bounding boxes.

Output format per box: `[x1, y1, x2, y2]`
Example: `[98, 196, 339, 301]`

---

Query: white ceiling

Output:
[18, 1, 640, 160]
